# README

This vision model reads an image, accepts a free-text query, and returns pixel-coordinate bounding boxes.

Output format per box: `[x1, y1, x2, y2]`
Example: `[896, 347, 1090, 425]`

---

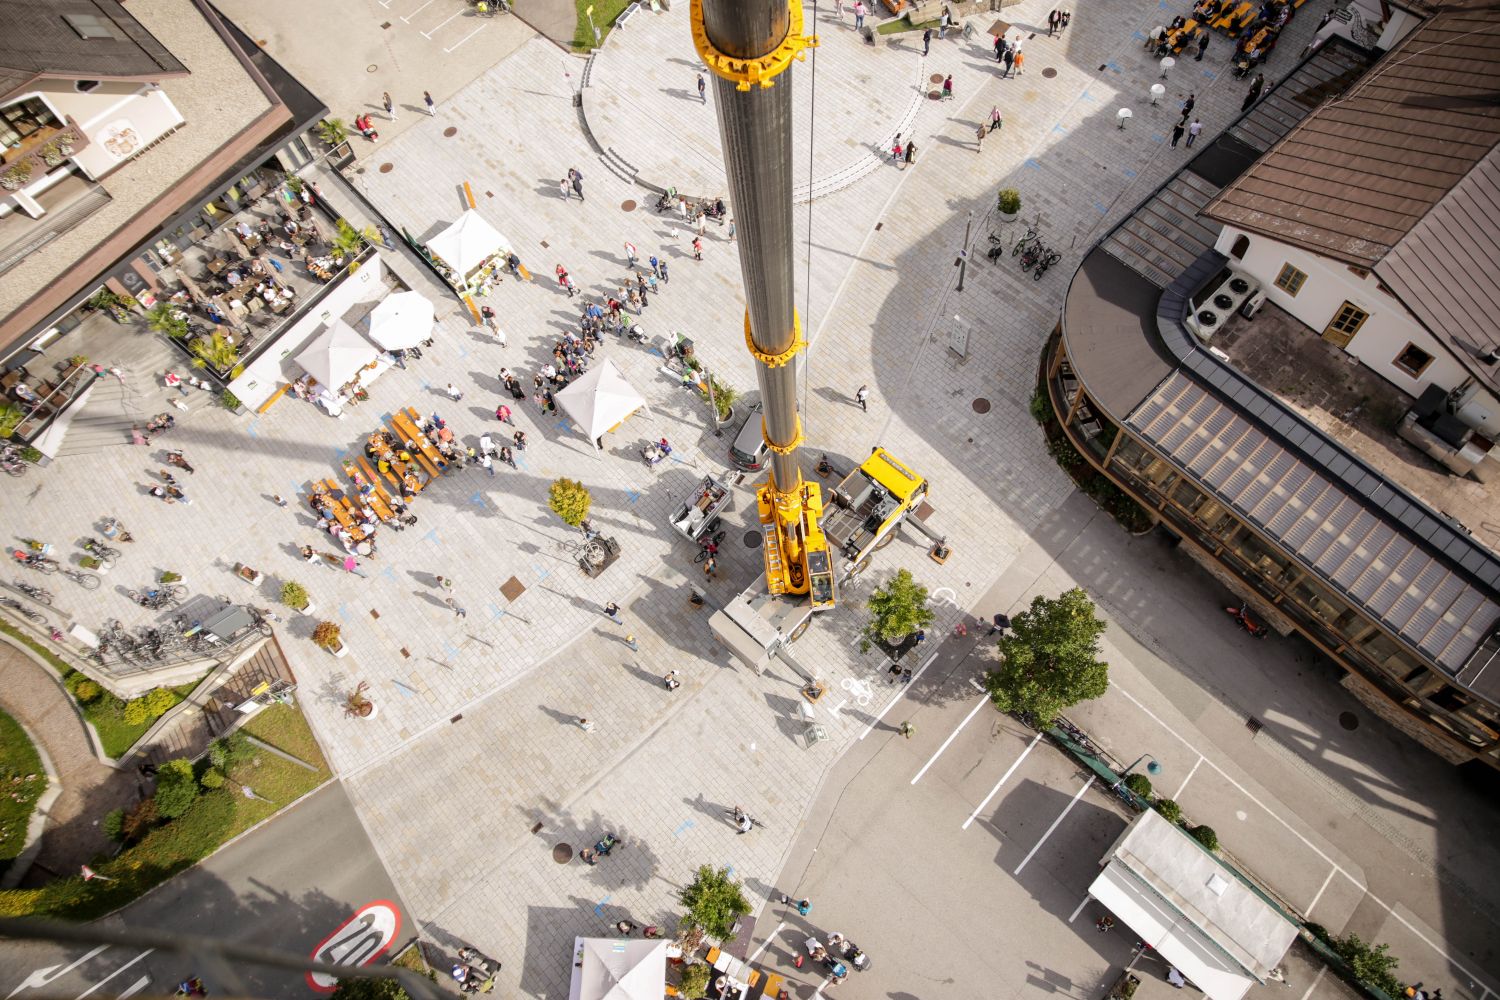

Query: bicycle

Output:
[1032, 249, 1063, 280]
[82, 538, 120, 561]
[1020, 242, 1051, 269]
[11, 579, 52, 605]
[0, 597, 46, 624]
[694, 530, 727, 563]
[1012, 226, 1041, 256]
[13, 553, 58, 574]
[59, 567, 101, 590]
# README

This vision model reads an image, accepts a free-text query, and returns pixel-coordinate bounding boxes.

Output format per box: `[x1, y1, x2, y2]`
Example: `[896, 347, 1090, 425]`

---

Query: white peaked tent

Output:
[555, 359, 649, 449]
[295, 320, 379, 387]
[367, 291, 436, 350]
[569, 938, 665, 1000]
[427, 210, 511, 281]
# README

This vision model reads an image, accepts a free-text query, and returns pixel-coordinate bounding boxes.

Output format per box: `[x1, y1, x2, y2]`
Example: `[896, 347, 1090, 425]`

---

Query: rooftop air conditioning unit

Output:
[1240, 290, 1268, 318]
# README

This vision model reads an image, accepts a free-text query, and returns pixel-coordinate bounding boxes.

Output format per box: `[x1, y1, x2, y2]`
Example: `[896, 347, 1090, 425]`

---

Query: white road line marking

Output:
[421, 9, 462, 37]
[1014, 776, 1094, 874]
[963, 731, 1043, 829]
[75, 951, 153, 999]
[7, 947, 110, 1000]
[116, 977, 150, 999]
[400, 0, 435, 22]
[831, 698, 847, 714]
[1305, 866, 1337, 917]
[1112, 684, 1500, 998]
[444, 24, 487, 52]
[1296, 965, 1327, 1000]
[1068, 894, 1092, 923]
[1172, 754, 1203, 799]
[910, 694, 990, 784]
[748, 922, 783, 963]
[969, 676, 985, 692]
[859, 650, 939, 739]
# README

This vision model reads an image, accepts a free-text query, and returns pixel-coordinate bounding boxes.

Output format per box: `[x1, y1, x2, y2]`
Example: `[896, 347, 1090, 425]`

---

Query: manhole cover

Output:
[928, 90, 942, 101]
[1042, 67, 1057, 78]
[378, 163, 393, 173]
[499, 575, 526, 601]
[744, 530, 762, 549]
[621, 199, 637, 212]
[1339, 711, 1359, 731]
[443, 126, 458, 137]
[930, 73, 944, 84]
[553, 843, 574, 864]
[972, 397, 991, 413]
[367, 64, 379, 73]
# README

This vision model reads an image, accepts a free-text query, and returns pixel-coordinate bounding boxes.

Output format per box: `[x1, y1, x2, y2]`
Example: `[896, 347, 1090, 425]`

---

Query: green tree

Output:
[859, 569, 935, 653]
[145, 302, 188, 339]
[153, 759, 199, 819]
[984, 588, 1109, 725]
[548, 478, 593, 528]
[1330, 935, 1402, 998]
[102, 808, 126, 842]
[678, 963, 712, 999]
[189, 331, 240, 373]
[208, 732, 250, 770]
[1153, 798, 1183, 824]
[331, 978, 412, 1000]
[1123, 773, 1153, 798]
[331, 219, 378, 259]
[122, 698, 150, 727]
[678, 864, 751, 940]
[316, 118, 351, 147]
[1190, 825, 1219, 853]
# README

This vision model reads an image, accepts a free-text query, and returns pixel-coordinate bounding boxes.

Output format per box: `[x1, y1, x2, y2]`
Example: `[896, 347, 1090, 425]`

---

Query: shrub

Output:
[120, 798, 158, 841]
[102, 809, 126, 843]
[331, 979, 412, 1000]
[122, 698, 150, 727]
[678, 963, 711, 1000]
[997, 188, 1022, 214]
[220, 390, 242, 411]
[199, 767, 226, 789]
[312, 620, 343, 651]
[1030, 386, 1051, 424]
[153, 759, 199, 819]
[1190, 824, 1219, 852]
[547, 478, 593, 527]
[1153, 797, 1183, 824]
[70, 677, 102, 704]
[1123, 773, 1153, 798]
[280, 581, 309, 610]
[18, 447, 41, 464]
[159, 571, 181, 584]
[142, 688, 176, 719]
[1047, 435, 1082, 467]
[1331, 933, 1402, 998]
[207, 732, 250, 770]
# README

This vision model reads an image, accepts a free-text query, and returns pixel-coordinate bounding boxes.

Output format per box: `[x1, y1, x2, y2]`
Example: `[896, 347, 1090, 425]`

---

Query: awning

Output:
[555, 359, 649, 449]
[569, 938, 665, 1000]
[1089, 861, 1258, 1000]
[295, 320, 379, 388]
[426, 210, 511, 279]
[367, 291, 435, 351]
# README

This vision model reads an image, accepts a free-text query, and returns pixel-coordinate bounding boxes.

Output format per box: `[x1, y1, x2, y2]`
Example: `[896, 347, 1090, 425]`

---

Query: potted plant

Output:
[313, 620, 346, 657]
[79, 555, 103, 571]
[1, 160, 32, 191]
[67, 354, 89, 370]
[40, 142, 66, 167]
[234, 563, 264, 585]
[316, 118, 351, 148]
[701, 375, 738, 424]
[343, 680, 376, 718]
[145, 302, 189, 340]
[997, 188, 1021, 222]
[280, 581, 313, 616]
[160, 570, 182, 586]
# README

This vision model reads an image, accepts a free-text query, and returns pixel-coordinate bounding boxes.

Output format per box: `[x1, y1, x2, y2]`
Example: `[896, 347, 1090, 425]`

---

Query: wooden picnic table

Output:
[390, 410, 443, 478]
[310, 483, 366, 543]
[1212, 0, 1252, 31]
[341, 461, 394, 521]
[1164, 18, 1198, 50]
[404, 407, 452, 472]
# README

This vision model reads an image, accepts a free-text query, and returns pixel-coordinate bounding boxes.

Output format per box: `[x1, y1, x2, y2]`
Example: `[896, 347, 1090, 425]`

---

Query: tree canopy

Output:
[859, 568, 935, 653]
[548, 478, 593, 527]
[678, 864, 751, 940]
[984, 588, 1109, 724]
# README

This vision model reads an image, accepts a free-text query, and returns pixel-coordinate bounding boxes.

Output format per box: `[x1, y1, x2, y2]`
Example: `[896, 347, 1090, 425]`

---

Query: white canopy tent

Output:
[426, 210, 512, 282]
[567, 938, 665, 1000]
[555, 359, 649, 450]
[295, 320, 380, 388]
[1088, 810, 1298, 1000]
[367, 291, 436, 351]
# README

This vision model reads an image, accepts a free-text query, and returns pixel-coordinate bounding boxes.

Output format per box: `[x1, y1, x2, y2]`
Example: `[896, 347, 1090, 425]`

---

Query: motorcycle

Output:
[1225, 600, 1268, 638]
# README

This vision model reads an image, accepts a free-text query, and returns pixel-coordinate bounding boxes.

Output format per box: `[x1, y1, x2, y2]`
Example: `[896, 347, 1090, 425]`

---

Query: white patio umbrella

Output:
[367, 291, 436, 351]
[574, 939, 666, 1000]
[555, 359, 649, 450]
[295, 320, 379, 387]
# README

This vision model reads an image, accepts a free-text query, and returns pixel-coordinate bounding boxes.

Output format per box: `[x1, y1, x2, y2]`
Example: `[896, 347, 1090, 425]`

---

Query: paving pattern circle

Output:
[1339, 711, 1359, 731]
[443, 126, 458, 137]
[552, 843, 573, 863]
[379, 163, 393, 173]
[972, 397, 991, 413]
[1042, 67, 1058, 78]
[744, 530, 762, 549]
[930, 73, 944, 83]
[928, 90, 942, 100]
[621, 200, 637, 212]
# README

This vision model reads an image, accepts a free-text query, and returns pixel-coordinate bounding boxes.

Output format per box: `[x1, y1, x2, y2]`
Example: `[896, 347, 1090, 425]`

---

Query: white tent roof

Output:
[555, 359, 648, 447]
[1089, 810, 1298, 1000]
[367, 291, 435, 351]
[295, 320, 379, 388]
[571, 938, 665, 1000]
[427, 210, 511, 278]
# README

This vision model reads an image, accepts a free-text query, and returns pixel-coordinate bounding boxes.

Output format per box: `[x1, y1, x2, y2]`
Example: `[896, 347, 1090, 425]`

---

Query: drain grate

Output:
[1245, 716, 1264, 735]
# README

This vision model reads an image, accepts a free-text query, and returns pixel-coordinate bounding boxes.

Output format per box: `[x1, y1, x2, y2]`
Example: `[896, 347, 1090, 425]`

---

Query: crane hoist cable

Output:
[801, 0, 819, 429]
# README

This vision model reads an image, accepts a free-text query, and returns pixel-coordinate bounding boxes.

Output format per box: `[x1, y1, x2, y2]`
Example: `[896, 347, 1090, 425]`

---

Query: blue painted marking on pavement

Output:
[1132, 30, 1146, 39]
[1094, 201, 1108, 214]
[422, 528, 440, 545]
[513, 451, 529, 470]
[246, 421, 259, 439]
[673, 819, 697, 838]
[1107, 61, 1121, 72]
[593, 895, 613, 915]
[626, 489, 641, 505]
[381, 565, 398, 582]
[557, 417, 576, 435]
[338, 602, 350, 620]
[1052, 124, 1067, 134]
[457, 346, 469, 361]
[1024, 158, 1042, 170]
[1201, 69, 1217, 79]
[648, 346, 665, 358]
[1122, 168, 1138, 178]
[535, 568, 551, 584]
[1152, 133, 1166, 143]
[469, 492, 486, 506]
[1158, 0, 1170, 8]
[1078, 90, 1094, 101]
[336, 446, 349, 460]
[443, 642, 460, 660]
[392, 680, 418, 698]
[670, 454, 692, 464]
[725, 865, 735, 879]
[487, 603, 505, 620]
[420, 378, 431, 390]
[290, 480, 304, 498]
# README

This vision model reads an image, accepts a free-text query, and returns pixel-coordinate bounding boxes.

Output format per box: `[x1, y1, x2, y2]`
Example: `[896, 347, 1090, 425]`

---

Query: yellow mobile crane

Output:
[692, 0, 946, 673]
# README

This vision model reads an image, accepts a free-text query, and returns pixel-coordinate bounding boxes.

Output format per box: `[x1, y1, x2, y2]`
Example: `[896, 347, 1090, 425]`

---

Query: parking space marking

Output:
[421, 9, 463, 37]
[910, 694, 989, 784]
[1172, 754, 1203, 799]
[858, 650, 939, 739]
[400, 0, 436, 23]
[1112, 683, 1499, 998]
[76, 950, 153, 999]
[1014, 776, 1094, 875]
[748, 922, 784, 963]
[445, 24, 488, 52]
[962, 731, 1043, 829]
[116, 978, 150, 999]
[1305, 865, 1337, 917]
[1069, 894, 1092, 923]
[1297, 966, 1326, 1000]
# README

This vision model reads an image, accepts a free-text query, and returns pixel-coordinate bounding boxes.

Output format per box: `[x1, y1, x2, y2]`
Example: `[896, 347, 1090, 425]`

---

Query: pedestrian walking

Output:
[495, 403, 513, 425]
[559, 177, 572, 201]
[659, 259, 670, 283]
[942, 73, 954, 100]
[853, 0, 866, 29]
[604, 601, 623, 624]
[556, 264, 576, 296]
[691, 236, 703, 260]
[995, 35, 1006, 62]
[1186, 118, 1202, 147]
[703, 554, 718, 578]
[835, 0, 845, 19]
[382, 91, 396, 120]
[445, 382, 464, 401]
[890, 133, 904, 164]
[569, 167, 585, 202]
[1048, 9, 1060, 34]
[1242, 73, 1265, 111]
[939, 4, 951, 37]
[435, 575, 454, 591]
[343, 556, 368, 578]
[991, 106, 1003, 132]
[624, 241, 638, 268]
[273, 494, 289, 508]
[905, 139, 916, 167]
[1003, 48, 1015, 76]
[663, 670, 681, 691]
[1014, 50, 1025, 74]
[578, 717, 596, 732]
[697, 73, 707, 103]
[423, 90, 436, 116]
[625, 634, 639, 651]
[649, 254, 662, 278]
[855, 384, 869, 411]
[899, 721, 916, 739]
[922, 27, 932, 55]
[727, 218, 736, 242]
[1195, 30, 1209, 60]
[988, 612, 1012, 634]
[977, 122, 986, 149]
[1171, 122, 1185, 147]
[1181, 93, 1196, 118]
[1061, 10, 1071, 28]
[479, 452, 494, 477]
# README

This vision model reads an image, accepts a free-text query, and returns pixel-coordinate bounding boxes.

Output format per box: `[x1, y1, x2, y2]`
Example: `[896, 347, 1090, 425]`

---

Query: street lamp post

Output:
[955, 210, 973, 292]
[586, 4, 601, 47]
[1112, 754, 1161, 790]
[703, 366, 722, 436]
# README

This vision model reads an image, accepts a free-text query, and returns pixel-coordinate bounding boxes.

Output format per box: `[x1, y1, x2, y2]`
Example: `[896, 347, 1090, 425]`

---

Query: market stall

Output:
[425, 209, 513, 294]
[367, 290, 436, 351]
[555, 359, 650, 451]
[293, 320, 388, 416]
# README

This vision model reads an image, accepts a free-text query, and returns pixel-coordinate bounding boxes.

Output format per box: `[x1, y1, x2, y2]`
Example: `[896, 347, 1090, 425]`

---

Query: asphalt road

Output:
[0, 781, 410, 999]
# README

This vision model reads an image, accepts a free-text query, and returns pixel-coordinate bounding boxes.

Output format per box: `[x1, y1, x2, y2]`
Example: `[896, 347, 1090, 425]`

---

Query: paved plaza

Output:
[5, 0, 1500, 997]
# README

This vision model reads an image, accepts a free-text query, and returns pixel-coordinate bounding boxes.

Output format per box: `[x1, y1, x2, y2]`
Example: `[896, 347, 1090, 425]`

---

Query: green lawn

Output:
[78, 679, 200, 759]
[572, 0, 634, 51]
[0, 708, 45, 878]
[0, 702, 330, 920]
